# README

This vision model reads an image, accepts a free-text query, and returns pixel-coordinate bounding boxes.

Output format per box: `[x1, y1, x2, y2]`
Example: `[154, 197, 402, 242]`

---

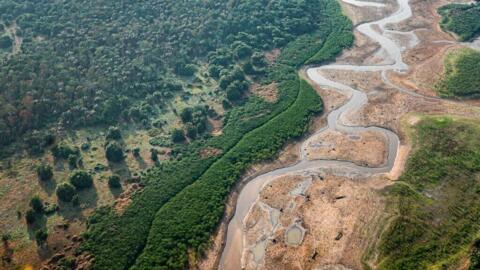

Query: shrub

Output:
[108, 175, 121, 188]
[52, 143, 80, 159]
[69, 170, 94, 189]
[36, 164, 53, 181]
[150, 149, 159, 162]
[105, 142, 124, 162]
[106, 126, 122, 140]
[180, 108, 193, 123]
[35, 229, 48, 245]
[25, 209, 36, 224]
[30, 195, 44, 213]
[171, 129, 185, 143]
[72, 194, 80, 206]
[133, 147, 141, 157]
[56, 183, 76, 202]
[68, 154, 78, 168]
[0, 35, 12, 49]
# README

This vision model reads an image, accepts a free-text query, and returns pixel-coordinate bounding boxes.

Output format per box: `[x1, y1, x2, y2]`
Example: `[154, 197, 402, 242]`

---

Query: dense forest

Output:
[0, 0, 335, 148]
[377, 117, 480, 269]
[438, 2, 480, 42]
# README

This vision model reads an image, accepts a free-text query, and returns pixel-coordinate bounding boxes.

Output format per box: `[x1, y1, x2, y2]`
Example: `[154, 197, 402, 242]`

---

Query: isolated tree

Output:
[180, 108, 193, 123]
[25, 209, 36, 224]
[171, 129, 185, 143]
[105, 141, 124, 162]
[133, 147, 141, 157]
[150, 148, 159, 162]
[30, 195, 44, 213]
[108, 175, 121, 188]
[56, 183, 76, 202]
[36, 164, 53, 181]
[69, 170, 93, 189]
[106, 126, 122, 140]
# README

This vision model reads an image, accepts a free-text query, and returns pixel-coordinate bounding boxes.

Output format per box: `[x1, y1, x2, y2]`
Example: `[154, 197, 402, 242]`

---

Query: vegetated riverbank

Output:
[76, 1, 353, 269]
[216, 0, 480, 267]
[376, 116, 480, 269]
[435, 47, 480, 98]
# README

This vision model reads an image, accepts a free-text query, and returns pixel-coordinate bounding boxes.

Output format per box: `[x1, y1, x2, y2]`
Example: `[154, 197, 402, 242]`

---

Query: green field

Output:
[438, 3, 480, 42]
[436, 48, 480, 98]
[376, 116, 480, 269]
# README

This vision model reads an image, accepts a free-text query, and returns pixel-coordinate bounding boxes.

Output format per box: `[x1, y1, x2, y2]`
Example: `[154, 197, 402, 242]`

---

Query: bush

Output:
[69, 170, 94, 189]
[52, 143, 80, 160]
[180, 108, 193, 123]
[108, 175, 121, 188]
[105, 142, 124, 162]
[171, 129, 185, 143]
[150, 149, 159, 162]
[56, 183, 76, 202]
[133, 147, 141, 157]
[25, 209, 36, 224]
[35, 229, 48, 245]
[0, 35, 12, 49]
[30, 195, 44, 213]
[36, 164, 53, 181]
[68, 154, 78, 168]
[106, 126, 122, 140]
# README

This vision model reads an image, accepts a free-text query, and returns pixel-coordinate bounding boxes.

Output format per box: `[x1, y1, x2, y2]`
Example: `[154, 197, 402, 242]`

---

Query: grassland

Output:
[377, 116, 480, 269]
[435, 48, 480, 99]
[438, 3, 480, 42]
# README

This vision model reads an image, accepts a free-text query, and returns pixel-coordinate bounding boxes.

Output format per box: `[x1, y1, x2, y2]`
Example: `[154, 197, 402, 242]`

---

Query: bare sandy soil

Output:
[199, 0, 480, 269]
[304, 130, 387, 167]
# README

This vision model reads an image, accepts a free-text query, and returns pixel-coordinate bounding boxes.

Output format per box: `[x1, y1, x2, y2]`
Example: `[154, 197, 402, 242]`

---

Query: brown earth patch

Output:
[199, 147, 222, 159]
[242, 174, 389, 270]
[250, 83, 278, 103]
[265, 49, 281, 64]
[304, 130, 387, 167]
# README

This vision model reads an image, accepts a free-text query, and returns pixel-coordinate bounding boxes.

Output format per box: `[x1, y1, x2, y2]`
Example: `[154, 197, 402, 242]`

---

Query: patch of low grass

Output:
[377, 116, 480, 269]
[436, 48, 480, 99]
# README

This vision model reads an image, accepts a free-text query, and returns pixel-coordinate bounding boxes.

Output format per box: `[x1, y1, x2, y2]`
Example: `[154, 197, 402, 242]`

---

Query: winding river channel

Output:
[220, 0, 415, 268]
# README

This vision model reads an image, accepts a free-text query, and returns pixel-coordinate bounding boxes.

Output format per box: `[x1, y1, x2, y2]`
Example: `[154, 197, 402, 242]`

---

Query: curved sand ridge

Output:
[219, 0, 429, 268]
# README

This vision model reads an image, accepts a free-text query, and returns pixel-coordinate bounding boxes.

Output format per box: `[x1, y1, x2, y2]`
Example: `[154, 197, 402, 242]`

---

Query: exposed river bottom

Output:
[217, 0, 480, 269]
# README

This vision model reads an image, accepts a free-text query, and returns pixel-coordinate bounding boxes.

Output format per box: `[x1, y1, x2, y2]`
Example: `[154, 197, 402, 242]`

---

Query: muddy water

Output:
[220, 0, 416, 269]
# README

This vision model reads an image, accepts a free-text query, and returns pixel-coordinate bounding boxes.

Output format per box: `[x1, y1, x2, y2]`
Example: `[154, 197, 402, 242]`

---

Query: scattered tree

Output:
[106, 126, 122, 140]
[30, 195, 44, 213]
[69, 170, 93, 189]
[105, 142, 124, 162]
[56, 183, 76, 202]
[150, 148, 159, 162]
[36, 164, 53, 181]
[171, 129, 185, 143]
[133, 147, 141, 157]
[108, 175, 121, 188]
[25, 209, 36, 224]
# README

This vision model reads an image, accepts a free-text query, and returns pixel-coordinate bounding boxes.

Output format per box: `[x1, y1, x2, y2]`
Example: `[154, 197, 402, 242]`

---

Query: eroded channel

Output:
[219, 0, 416, 268]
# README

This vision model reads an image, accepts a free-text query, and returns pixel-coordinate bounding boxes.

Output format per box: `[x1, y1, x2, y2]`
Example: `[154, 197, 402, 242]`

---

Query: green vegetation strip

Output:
[132, 79, 321, 269]
[436, 48, 480, 98]
[80, 1, 352, 269]
[438, 3, 480, 42]
[377, 117, 480, 269]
